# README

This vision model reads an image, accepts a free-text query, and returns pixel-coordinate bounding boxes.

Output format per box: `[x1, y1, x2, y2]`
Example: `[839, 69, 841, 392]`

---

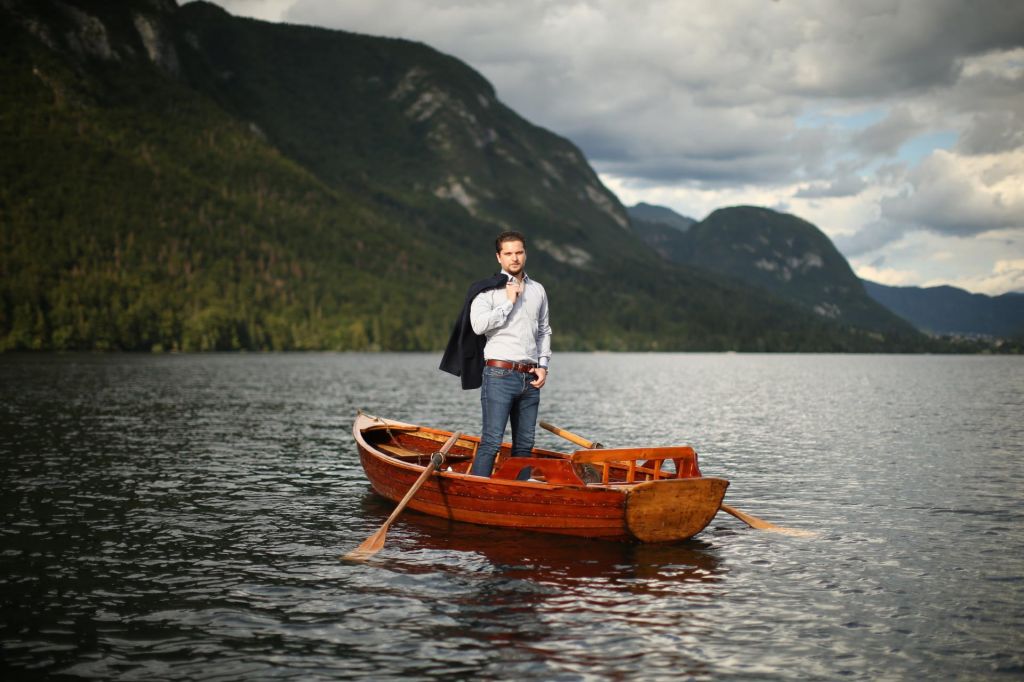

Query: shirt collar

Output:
[501, 270, 529, 283]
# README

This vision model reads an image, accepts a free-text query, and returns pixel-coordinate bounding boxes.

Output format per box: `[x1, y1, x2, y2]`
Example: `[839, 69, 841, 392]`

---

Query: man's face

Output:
[496, 240, 526, 276]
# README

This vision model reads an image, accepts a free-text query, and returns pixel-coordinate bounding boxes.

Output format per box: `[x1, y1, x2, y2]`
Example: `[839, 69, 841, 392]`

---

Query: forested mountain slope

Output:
[0, 0, 931, 351]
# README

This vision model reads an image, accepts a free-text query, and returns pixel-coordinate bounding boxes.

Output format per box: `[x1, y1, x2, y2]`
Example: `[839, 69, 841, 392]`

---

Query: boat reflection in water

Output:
[357, 505, 726, 678]
[364, 500, 724, 590]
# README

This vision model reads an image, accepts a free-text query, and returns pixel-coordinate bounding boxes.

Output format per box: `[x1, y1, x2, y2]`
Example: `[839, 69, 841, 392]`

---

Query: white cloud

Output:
[794, 173, 869, 199]
[853, 263, 921, 287]
[852, 230, 1024, 293]
[202, 0, 296, 22]
[880, 149, 1024, 237]
[600, 174, 789, 224]
[931, 259, 1024, 295]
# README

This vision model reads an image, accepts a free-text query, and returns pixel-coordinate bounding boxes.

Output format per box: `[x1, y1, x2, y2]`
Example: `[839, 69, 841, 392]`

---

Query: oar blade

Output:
[770, 527, 818, 538]
[343, 431, 463, 562]
[719, 503, 817, 537]
[342, 527, 387, 562]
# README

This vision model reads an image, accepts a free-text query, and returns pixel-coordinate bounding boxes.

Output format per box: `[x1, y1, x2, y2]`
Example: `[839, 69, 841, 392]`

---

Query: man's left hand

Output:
[530, 367, 547, 388]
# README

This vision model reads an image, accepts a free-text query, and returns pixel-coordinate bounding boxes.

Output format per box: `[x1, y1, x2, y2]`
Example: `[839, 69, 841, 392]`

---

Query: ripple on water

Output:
[1, 353, 1022, 679]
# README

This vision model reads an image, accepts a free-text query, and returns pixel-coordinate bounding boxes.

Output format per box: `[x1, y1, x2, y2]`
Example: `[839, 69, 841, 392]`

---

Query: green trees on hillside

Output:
[0, 37, 459, 352]
[0, 1, 981, 354]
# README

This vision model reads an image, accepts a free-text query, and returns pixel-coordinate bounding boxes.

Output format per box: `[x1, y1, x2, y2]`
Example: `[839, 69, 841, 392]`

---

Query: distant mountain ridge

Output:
[863, 281, 1024, 337]
[628, 203, 696, 232]
[627, 203, 696, 265]
[631, 202, 1024, 339]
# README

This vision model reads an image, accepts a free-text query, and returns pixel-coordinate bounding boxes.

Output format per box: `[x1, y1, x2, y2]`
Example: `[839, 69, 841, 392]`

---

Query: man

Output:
[439, 231, 551, 477]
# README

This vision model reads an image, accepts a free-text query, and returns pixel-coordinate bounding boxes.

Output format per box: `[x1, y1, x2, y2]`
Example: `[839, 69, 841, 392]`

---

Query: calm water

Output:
[1, 353, 1022, 680]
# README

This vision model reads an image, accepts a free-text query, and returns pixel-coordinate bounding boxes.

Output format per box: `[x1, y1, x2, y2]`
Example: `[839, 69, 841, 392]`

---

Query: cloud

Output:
[208, 0, 297, 22]
[838, 148, 1024, 256]
[835, 220, 909, 257]
[988, 259, 1024, 294]
[794, 173, 868, 199]
[880, 149, 1024, 237]
[851, 107, 921, 157]
[946, 48, 1024, 115]
[853, 262, 921, 287]
[777, 2, 1024, 98]
[933, 259, 1024, 295]
[955, 111, 1024, 155]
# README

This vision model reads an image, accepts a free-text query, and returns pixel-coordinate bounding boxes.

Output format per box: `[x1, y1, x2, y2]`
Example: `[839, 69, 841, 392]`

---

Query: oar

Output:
[540, 421, 602, 450]
[343, 431, 462, 561]
[538, 421, 811, 536]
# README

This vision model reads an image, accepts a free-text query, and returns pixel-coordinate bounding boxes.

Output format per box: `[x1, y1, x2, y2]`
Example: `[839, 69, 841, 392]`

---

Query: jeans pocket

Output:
[484, 366, 512, 378]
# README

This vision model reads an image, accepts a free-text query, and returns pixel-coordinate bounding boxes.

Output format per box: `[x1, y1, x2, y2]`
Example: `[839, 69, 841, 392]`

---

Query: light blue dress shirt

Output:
[469, 270, 551, 368]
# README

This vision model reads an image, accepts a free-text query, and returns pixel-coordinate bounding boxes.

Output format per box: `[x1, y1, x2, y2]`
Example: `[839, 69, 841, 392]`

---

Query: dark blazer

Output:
[439, 273, 508, 389]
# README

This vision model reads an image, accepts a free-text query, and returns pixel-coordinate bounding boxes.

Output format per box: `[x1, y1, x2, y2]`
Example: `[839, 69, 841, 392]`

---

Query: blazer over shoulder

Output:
[439, 273, 508, 390]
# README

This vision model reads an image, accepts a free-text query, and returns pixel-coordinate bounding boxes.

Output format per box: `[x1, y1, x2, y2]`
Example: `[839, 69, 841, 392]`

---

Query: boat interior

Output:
[362, 424, 703, 487]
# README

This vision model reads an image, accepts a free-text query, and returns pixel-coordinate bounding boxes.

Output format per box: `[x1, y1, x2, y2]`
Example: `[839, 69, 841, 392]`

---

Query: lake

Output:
[1, 353, 1022, 680]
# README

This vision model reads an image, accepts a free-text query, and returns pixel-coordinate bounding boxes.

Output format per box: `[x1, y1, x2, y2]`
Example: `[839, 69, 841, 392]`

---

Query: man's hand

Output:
[530, 367, 547, 388]
[505, 279, 522, 303]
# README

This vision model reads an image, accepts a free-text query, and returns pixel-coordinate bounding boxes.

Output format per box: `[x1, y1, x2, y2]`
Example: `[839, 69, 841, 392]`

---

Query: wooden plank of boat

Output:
[352, 412, 729, 543]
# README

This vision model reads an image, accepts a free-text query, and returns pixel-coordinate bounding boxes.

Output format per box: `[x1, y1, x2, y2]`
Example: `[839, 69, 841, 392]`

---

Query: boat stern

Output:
[624, 477, 729, 542]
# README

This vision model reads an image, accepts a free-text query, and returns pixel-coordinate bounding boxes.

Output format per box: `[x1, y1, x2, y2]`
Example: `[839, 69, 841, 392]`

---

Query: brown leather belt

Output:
[485, 359, 537, 373]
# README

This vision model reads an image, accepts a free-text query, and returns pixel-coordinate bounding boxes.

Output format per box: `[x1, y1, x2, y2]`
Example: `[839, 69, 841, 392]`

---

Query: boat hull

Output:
[353, 413, 728, 543]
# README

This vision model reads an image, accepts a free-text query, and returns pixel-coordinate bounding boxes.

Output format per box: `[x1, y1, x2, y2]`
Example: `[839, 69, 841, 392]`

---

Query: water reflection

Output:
[344, 508, 728, 679]
[382, 511, 724, 588]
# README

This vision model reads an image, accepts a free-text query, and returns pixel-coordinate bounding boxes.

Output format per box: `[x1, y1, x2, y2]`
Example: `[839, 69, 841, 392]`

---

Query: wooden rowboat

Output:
[353, 412, 729, 543]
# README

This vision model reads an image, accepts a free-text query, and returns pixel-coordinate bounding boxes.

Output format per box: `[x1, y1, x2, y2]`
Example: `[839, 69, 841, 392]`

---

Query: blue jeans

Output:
[470, 365, 540, 477]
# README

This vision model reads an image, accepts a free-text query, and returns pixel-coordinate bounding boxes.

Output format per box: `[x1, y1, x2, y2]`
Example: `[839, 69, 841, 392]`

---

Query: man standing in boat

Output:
[439, 231, 551, 477]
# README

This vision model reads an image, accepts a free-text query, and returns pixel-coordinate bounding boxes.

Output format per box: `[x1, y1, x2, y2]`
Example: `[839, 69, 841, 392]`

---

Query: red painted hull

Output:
[353, 413, 728, 543]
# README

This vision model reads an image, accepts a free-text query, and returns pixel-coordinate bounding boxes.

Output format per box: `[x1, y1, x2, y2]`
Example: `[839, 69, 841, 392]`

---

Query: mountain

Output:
[0, 0, 932, 352]
[627, 203, 696, 264]
[628, 203, 696, 232]
[863, 281, 1024, 337]
[631, 205, 919, 335]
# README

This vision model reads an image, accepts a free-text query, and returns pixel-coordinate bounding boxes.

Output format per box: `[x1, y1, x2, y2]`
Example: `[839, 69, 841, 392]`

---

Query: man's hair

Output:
[495, 230, 527, 253]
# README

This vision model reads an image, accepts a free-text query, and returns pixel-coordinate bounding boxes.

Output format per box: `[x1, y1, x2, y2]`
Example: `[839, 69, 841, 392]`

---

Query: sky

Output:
[198, 0, 1024, 295]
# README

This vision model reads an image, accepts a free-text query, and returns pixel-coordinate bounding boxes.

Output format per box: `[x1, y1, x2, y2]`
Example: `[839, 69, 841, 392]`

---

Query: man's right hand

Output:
[505, 279, 521, 303]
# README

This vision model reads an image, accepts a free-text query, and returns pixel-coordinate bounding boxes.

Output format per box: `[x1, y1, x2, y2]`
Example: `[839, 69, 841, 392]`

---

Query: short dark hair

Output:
[495, 230, 526, 253]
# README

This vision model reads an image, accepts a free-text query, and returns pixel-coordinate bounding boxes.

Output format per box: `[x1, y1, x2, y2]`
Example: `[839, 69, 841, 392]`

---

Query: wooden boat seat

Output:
[376, 442, 472, 469]
[492, 457, 585, 485]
